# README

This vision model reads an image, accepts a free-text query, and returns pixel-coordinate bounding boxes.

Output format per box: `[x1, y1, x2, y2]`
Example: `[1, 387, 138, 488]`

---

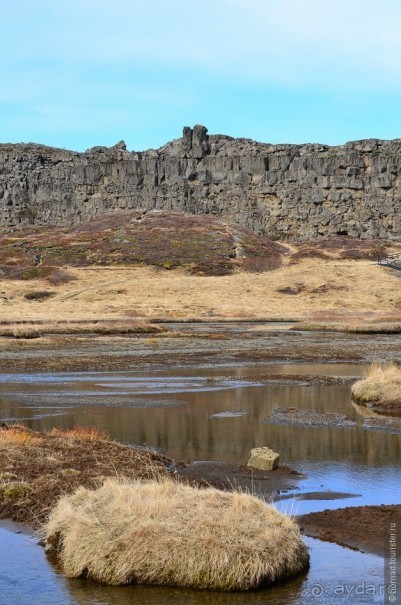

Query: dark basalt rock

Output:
[1, 126, 401, 241]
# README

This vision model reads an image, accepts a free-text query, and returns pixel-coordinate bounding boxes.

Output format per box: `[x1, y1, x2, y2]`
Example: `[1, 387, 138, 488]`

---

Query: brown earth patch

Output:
[0, 424, 171, 528]
[0, 424, 302, 531]
[176, 461, 304, 494]
[289, 236, 392, 265]
[298, 505, 401, 557]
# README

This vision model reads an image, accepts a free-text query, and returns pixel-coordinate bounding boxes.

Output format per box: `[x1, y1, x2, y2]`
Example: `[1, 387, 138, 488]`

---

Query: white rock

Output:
[247, 447, 279, 471]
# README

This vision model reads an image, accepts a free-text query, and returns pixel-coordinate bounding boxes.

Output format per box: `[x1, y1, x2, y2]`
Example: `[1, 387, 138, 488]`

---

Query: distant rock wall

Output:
[1, 124, 401, 240]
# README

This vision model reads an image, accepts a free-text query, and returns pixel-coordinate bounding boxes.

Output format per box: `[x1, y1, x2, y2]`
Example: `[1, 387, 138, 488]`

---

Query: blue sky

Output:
[2, 0, 401, 151]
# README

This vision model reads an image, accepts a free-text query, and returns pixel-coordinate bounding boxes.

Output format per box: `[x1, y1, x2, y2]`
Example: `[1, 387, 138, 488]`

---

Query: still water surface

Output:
[1, 526, 384, 605]
[0, 362, 398, 603]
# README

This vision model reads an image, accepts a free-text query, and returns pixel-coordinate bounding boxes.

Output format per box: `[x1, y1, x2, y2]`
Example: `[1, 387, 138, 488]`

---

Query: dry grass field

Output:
[1, 259, 400, 325]
[0, 210, 400, 325]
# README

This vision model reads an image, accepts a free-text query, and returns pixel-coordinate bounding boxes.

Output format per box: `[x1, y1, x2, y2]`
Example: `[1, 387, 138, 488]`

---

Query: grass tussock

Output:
[44, 478, 309, 591]
[292, 311, 401, 334]
[292, 322, 401, 334]
[1, 482, 32, 500]
[351, 363, 401, 409]
[10, 326, 42, 339]
[49, 426, 109, 442]
[0, 424, 43, 447]
[0, 321, 164, 338]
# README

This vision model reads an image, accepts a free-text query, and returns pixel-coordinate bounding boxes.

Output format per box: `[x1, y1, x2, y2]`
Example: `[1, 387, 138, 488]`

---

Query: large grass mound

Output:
[351, 363, 401, 416]
[0, 209, 284, 279]
[43, 478, 309, 591]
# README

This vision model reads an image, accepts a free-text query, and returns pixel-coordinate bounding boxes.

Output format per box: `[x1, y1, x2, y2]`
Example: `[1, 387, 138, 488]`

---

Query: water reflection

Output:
[0, 523, 75, 605]
[0, 363, 392, 605]
[1, 364, 400, 513]
[0, 526, 385, 605]
[1, 379, 399, 466]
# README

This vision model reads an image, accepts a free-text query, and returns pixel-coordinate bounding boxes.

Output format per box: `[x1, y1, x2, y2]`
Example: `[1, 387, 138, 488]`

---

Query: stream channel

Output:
[0, 359, 399, 604]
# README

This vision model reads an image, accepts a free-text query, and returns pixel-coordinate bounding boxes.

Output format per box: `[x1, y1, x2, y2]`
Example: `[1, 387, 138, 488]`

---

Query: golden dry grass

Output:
[293, 310, 401, 333]
[49, 426, 109, 442]
[351, 363, 401, 406]
[0, 425, 43, 447]
[0, 320, 164, 338]
[293, 321, 401, 333]
[8, 326, 42, 339]
[44, 478, 309, 591]
[0, 257, 400, 323]
[0, 424, 171, 527]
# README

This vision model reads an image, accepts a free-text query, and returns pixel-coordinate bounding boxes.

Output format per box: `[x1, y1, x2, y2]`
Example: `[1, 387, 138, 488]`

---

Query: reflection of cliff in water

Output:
[1, 378, 401, 467]
[0, 363, 394, 605]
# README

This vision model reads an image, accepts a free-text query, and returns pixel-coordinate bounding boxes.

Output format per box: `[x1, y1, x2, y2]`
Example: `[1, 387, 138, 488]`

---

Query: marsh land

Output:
[0, 211, 400, 602]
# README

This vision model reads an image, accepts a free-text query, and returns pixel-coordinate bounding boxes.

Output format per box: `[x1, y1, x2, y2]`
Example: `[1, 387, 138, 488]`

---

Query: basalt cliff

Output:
[1, 125, 401, 240]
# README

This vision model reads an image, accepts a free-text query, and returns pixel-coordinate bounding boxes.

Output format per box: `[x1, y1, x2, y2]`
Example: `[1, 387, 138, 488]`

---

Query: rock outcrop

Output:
[1, 125, 401, 240]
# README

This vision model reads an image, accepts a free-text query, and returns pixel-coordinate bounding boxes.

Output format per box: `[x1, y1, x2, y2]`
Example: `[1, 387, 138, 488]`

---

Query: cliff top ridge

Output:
[2, 126, 401, 159]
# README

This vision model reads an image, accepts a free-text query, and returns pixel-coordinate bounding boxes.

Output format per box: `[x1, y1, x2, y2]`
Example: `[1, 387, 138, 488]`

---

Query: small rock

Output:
[247, 447, 279, 471]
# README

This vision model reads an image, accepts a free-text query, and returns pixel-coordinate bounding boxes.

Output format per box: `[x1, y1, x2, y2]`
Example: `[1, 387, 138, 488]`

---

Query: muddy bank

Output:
[0, 425, 301, 529]
[263, 408, 356, 428]
[0, 424, 171, 527]
[299, 504, 401, 557]
[176, 461, 304, 495]
[360, 400, 401, 417]
[362, 417, 401, 434]
[1, 323, 401, 372]
[1, 423, 400, 570]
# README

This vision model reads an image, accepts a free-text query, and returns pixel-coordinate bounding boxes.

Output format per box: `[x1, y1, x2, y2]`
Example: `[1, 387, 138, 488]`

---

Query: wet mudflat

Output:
[0, 324, 400, 604]
[1, 320, 401, 373]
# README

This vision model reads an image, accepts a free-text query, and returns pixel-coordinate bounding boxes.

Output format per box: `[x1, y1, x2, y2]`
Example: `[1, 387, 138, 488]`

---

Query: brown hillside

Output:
[0, 210, 285, 279]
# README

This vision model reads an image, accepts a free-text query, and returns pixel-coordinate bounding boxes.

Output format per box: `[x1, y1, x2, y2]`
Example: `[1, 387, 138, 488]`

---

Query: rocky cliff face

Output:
[1, 125, 401, 240]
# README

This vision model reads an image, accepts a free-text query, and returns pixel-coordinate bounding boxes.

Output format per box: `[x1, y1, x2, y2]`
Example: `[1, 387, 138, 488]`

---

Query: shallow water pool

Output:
[0, 362, 398, 603]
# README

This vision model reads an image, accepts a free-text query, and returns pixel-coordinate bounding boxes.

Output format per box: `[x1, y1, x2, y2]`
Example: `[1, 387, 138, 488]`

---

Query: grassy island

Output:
[351, 364, 401, 416]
